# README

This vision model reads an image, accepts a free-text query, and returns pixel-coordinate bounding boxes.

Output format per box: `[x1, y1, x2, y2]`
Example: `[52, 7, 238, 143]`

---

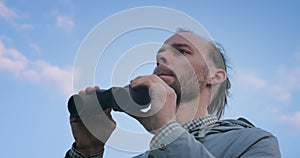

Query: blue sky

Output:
[0, 0, 299, 157]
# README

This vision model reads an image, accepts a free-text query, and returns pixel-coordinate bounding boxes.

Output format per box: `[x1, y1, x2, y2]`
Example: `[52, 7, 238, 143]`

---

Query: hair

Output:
[176, 28, 231, 119]
[207, 42, 231, 119]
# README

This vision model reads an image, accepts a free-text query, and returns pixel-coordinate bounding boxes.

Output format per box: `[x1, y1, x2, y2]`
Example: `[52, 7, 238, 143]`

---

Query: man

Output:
[65, 30, 281, 157]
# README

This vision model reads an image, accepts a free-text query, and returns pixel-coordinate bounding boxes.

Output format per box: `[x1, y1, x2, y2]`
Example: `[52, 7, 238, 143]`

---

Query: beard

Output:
[154, 65, 208, 105]
[170, 69, 204, 104]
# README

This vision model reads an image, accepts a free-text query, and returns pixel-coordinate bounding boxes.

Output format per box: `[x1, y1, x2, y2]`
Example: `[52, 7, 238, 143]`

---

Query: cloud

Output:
[0, 1, 34, 30]
[0, 41, 73, 96]
[238, 72, 268, 89]
[56, 15, 74, 32]
[280, 112, 300, 132]
[0, 42, 28, 73]
[237, 65, 300, 102]
[0, 1, 19, 19]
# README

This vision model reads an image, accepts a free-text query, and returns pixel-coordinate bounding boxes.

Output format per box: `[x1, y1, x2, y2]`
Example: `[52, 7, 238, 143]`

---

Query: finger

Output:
[70, 115, 82, 123]
[85, 87, 93, 93]
[130, 76, 152, 88]
[129, 76, 141, 85]
[150, 74, 168, 85]
[78, 86, 100, 94]
[103, 108, 115, 122]
[79, 90, 85, 94]
[94, 86, 100, 90]
[130, 79, 150, 89]
[104, 108, 112, 114]
[130, 75, 147, 83]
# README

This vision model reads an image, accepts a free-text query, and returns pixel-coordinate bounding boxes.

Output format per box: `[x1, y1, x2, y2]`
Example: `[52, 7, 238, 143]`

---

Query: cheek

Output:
[171, 54, 208, 79]
[172, 59, 193, 76]
[189, 58, 209, 81]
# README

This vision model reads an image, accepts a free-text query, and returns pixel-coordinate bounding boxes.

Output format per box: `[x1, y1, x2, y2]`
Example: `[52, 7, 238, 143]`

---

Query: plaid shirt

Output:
[150, 114, 217, 150]
[66, 115, 218, 158]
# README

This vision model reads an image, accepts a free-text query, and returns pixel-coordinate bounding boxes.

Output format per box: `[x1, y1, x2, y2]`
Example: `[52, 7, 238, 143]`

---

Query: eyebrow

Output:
[171, 43, 192, 50]
[157, 42, 193, 53]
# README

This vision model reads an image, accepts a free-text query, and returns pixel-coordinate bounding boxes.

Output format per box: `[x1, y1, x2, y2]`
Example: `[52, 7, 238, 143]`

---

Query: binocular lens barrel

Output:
[68, 86, 150, 117]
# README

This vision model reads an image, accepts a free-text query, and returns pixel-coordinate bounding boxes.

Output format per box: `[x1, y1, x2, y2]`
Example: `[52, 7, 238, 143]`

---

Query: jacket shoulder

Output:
[201, 118, 278, 157]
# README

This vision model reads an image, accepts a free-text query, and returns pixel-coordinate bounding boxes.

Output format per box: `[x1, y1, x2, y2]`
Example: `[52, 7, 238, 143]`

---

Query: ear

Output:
[207, 69, 226, 85]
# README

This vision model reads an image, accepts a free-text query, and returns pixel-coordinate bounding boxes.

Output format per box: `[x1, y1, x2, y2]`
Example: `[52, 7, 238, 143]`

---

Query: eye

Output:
[177, 48, 190, 55]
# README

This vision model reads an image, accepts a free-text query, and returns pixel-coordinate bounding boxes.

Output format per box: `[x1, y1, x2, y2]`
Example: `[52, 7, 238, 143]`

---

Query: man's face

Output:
[153, 32, 211, 103]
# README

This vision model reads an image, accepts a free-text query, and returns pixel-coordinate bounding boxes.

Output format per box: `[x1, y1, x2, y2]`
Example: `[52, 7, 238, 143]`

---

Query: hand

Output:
[69, 86, 116, 156]
[129, 75, 177, 132]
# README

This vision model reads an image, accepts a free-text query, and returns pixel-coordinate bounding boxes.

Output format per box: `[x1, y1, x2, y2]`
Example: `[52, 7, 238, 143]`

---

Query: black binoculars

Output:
[68, 86, 151, 117]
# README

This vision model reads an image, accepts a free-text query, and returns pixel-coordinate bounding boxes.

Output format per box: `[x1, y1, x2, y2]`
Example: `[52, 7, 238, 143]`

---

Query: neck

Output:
[175, 88, 211, 125]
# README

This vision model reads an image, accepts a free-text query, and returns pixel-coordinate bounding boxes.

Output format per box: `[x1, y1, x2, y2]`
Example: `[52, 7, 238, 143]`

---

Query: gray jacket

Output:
[134, 118, 281, 158]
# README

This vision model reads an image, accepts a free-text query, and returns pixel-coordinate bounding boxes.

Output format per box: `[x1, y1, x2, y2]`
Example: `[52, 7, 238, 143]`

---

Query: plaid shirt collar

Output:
[182, 114, 218, 132]
[150, 114, 218, 150]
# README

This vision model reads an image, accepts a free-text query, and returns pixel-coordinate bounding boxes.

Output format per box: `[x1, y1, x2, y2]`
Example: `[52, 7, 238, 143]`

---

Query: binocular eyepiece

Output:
[68, 86, 151, 117]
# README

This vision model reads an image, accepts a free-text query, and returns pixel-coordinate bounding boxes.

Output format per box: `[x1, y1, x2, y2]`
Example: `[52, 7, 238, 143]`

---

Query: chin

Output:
[168, 81, 182, 104]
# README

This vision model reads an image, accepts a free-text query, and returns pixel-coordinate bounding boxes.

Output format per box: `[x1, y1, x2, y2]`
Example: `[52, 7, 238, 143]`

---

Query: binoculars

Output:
[68, 86, 151, 117]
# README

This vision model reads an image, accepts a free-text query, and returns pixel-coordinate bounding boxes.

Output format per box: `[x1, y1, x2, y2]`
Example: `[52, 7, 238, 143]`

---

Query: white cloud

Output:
[274, 66, 300, 101]
[238, 72, 268, 89]
[0, 1, 19, 19]
[0, 41, 73, 96]
[0, 42, 28, 74]
[237, 66, 300, 103]
[277, 66, 300, 86]
[280, 112, 300, 132]
[0, 1, 34, 30]
[56, 15, 74, 32]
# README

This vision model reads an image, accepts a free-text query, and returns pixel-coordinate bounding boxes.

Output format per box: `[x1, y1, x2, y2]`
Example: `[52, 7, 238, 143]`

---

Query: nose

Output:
[156, 49, 170, 66]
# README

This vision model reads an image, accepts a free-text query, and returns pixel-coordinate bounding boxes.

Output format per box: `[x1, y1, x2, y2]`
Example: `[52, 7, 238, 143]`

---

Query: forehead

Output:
[164, 32, 210, 52]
